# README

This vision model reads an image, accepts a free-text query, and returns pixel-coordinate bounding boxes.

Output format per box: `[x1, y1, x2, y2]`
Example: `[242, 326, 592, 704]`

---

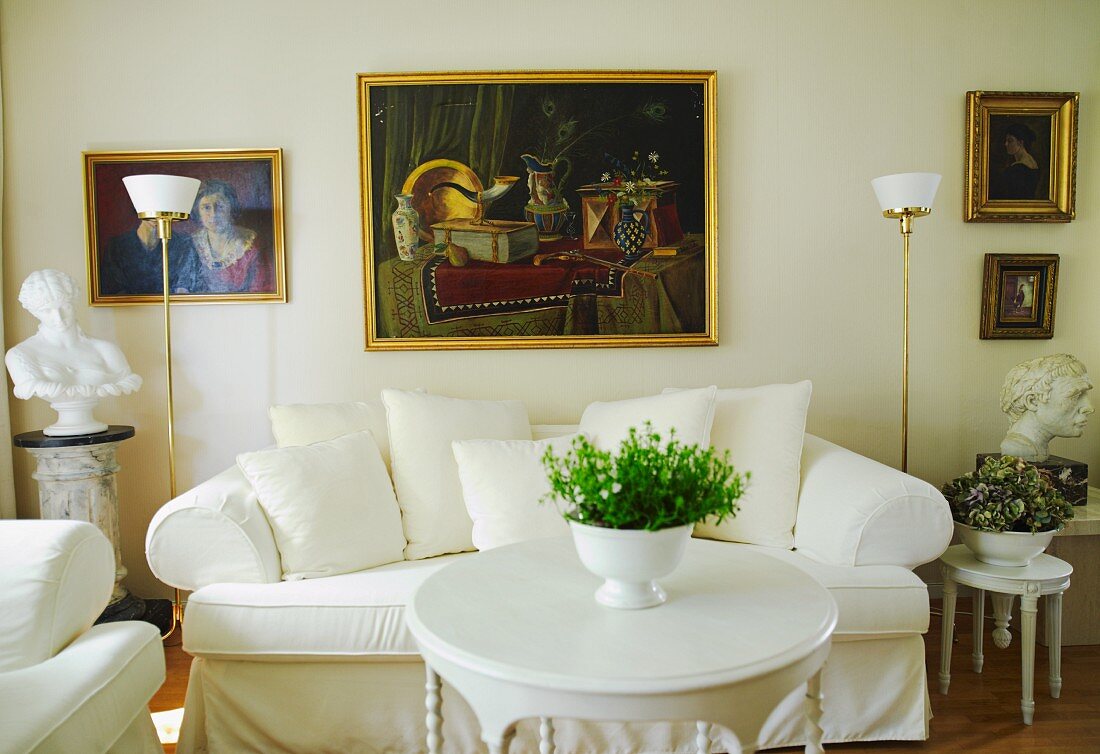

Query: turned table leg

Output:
[990, 592, 1015, 649]
[540, 717, 555, 754]
[804, 668, 825, 754]
[695, 721, 710, 753]
[425, 665, 443, 754]
[972, 588, 985, 673]
[1047, 592, 1063, 699]
[939, 572, 957, 694]
[1020, 592, 1038, 725]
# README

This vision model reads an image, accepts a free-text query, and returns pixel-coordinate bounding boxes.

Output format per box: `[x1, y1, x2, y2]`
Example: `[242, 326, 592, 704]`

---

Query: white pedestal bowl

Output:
[955, 522, 1056, 567]
[569, 521, 692, 609]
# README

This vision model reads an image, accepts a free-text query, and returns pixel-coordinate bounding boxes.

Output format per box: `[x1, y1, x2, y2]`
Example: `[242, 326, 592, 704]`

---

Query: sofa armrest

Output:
[0, 621, 164, 754]
[0, 520, 114, 671]
[146, 464, 282, 591]
[794, 434, 953, 569]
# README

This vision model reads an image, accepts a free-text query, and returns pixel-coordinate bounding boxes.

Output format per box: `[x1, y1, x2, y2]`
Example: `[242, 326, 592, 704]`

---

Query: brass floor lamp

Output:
[123, 174, 201, 640]
[871, 172, 941, 474]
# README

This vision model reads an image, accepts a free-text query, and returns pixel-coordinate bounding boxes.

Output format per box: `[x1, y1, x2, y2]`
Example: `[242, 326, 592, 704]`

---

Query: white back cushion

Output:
[237, 430, 406, 580]
[666, 381, 812, 548]
[579, 386, 718, 451]
[382, 389, 531, 560]
[269, 400, 392, 470]
[453, 435, 576, 551]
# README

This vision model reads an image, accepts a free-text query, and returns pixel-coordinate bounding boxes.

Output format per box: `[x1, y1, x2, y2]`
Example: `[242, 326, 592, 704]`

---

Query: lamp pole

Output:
[124, 173, 200, 642]
[872, 171, 940, 475]
[138, 210, 188, 639]
[142, 213, 187, 498]
[882, 206, 929, 474]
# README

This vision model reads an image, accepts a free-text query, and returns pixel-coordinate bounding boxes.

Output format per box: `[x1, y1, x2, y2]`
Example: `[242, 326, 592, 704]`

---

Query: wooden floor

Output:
[150, 601, 1100, 753]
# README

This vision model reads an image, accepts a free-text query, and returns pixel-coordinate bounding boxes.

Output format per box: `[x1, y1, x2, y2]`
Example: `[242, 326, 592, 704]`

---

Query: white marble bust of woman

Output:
[1000, 354, 1093, 462]
[5, 269, 141, 435]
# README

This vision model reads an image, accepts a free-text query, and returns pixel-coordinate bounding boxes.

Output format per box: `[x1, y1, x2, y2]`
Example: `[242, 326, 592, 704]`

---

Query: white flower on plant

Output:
[600, 489, 609, 500]
[624, 181, 636, 192]
[600, 172, 611, 182]
[611, 482, 622, 494]
[648, 151, 659, 164]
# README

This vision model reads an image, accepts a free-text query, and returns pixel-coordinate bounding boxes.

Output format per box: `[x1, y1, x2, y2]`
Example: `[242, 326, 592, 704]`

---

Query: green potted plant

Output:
[541, 422, 747, 609]
[941, 455, 1073, 566]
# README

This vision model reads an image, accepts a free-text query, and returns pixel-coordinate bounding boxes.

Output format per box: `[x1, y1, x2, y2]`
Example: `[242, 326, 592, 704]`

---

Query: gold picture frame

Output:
[980, 253, 1058, 339]
[357, 70, 718, 351]
[964, 91, 1078, 223]
[84, 148, 287, 305]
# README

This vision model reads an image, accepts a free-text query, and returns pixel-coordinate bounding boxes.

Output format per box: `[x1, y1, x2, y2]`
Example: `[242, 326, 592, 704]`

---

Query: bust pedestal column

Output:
[13, 425, 171, 631]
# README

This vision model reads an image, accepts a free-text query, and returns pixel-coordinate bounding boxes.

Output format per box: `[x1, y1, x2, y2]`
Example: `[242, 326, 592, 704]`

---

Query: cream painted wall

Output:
[1, 0, 1097, 597]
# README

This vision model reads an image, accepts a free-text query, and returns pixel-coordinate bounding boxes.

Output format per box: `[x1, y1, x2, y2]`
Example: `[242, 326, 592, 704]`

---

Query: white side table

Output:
[938, 544, 1072, 725]
[406, 537, 838, 754]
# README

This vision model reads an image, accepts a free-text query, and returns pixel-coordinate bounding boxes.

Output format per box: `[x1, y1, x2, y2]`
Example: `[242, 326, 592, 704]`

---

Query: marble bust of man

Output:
[1000, 354, 1093, 462]
[5, 269, 141, 435]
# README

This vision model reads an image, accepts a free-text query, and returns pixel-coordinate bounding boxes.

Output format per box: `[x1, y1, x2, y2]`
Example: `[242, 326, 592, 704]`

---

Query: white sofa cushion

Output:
[666, 381, 812, 549]
[237, 430, 406, 580]
[452, 435, 575, 551]
[269, 400, 392, 469]
[183, 554, 467, 659]
[0, 520, 114, 672]
[181, 540, 926, 661]
[741, 545, 930, 637]
[382, 389, 531, 560]
[579, 386, 718, 451]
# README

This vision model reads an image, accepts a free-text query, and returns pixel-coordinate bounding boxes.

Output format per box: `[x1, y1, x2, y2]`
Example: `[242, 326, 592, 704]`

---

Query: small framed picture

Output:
[964, 91, 1078, 223]
[83, 149, 287, 305]
[980, 254, 1058, 339]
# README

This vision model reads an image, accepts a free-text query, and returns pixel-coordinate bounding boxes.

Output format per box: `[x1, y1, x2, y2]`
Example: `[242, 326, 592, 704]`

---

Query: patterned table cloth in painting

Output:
[374, 234, 705, 340]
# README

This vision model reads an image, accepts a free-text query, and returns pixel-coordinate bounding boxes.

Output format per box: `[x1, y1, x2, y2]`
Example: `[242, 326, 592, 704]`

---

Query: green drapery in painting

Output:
[378, 84, 515, 261]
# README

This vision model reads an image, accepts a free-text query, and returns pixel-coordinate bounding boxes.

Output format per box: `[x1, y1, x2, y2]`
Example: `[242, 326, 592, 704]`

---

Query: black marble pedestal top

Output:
[13, 425, 135, 449]
[96, 594, 173, 635]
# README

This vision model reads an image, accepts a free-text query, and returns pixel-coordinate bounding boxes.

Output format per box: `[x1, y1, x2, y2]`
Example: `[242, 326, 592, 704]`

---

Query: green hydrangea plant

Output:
[541, 422, 748, 531]
[941, 455, 1073, 533]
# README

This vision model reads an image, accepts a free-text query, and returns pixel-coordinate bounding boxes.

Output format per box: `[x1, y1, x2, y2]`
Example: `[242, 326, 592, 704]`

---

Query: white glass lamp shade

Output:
[871, 172, 941, 212]
[122, 174, 201, 215]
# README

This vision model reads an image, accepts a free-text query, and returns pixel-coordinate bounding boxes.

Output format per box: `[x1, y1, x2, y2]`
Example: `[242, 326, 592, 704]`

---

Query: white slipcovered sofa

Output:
[0, 520, 165, 754]
[147, 388, 953, 754]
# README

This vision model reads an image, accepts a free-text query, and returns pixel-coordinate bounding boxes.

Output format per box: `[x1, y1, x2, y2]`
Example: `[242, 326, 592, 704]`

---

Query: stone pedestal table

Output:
[12, 426, 169, 629]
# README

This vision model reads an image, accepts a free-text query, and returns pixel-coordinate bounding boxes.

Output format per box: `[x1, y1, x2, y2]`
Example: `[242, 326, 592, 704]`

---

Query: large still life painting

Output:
[358, 71, 717, 350]
[84, 149, 286, 305]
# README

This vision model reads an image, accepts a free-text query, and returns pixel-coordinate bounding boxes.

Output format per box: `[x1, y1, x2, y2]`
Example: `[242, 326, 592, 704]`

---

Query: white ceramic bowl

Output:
[569, 521, 692, 609]
[955, 522, 1056, 567]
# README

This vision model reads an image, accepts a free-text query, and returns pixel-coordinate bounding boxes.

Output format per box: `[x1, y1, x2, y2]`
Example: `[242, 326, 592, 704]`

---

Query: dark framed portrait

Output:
[965, 91, 1078, 223]
[980, 254, 1059, 339]
[83, 149, 287, 305]
[357, 70, 717, 351]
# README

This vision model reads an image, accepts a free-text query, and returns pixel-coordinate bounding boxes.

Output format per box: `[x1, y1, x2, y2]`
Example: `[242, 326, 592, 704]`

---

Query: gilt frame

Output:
[964, 91, 1078, 223]
[979, 253, 1059, 339]
[83, 148, 287, 306]
[357, 70, 718, 351]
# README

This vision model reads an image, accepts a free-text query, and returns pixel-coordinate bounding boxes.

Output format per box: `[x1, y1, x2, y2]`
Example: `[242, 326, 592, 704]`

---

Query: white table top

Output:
[407, 537, 838, 695]
[940, 544, 1073, 582]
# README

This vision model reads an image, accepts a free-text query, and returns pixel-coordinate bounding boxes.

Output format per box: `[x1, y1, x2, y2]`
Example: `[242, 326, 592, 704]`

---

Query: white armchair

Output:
[0, 520, 165, 754]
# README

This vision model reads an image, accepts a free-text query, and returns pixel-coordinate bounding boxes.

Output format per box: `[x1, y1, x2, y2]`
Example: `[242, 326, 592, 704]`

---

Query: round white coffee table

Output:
[406, 536, 838, 754]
